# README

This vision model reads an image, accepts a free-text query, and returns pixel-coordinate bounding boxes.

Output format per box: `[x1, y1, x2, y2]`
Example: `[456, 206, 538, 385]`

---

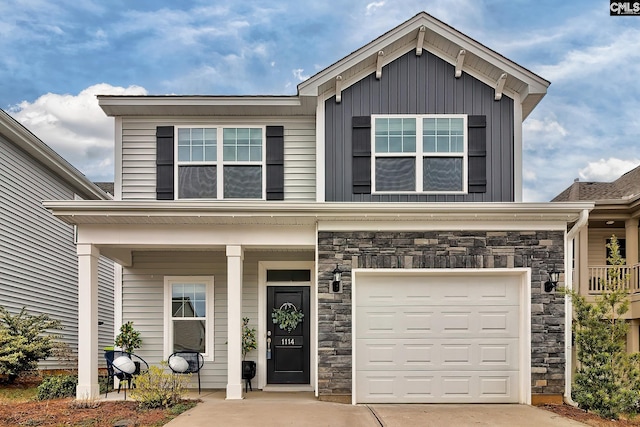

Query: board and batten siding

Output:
[325, 49, 515, 203]
[121, 117, 316, 201]
[122, 250, 313, 389]
[0, 135, 114, 369]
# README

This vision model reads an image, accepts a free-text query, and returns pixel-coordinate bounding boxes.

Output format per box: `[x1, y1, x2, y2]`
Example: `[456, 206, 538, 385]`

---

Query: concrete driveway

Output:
[163, 391, 587, 427]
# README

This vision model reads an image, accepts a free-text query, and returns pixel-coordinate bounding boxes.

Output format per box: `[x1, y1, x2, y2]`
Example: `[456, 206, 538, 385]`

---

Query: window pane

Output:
[173, 320, 206, 353]
[223, 146, 236, 161]
[423, 157, 463, 191]
[178, 146, 190, 162]
[266, 270, 312, 282]
[178, 166, 217, 198]
[250, 146, 261, 161]
[375, 136, 388, 153]
[178, 128, 216, 163]
[237, 146, 250, 161]
[424, 118, 464, 153]
[375, 118, 415, 153]
[224, 166, 262, 198]
[375, 157, 415, 191]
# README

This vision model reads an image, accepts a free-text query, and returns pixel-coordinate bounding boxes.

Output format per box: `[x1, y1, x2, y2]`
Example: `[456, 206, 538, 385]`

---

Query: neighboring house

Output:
[0, 109, 115, 370]
[553, 166, 640, 352]
[45, 12, 592, 404]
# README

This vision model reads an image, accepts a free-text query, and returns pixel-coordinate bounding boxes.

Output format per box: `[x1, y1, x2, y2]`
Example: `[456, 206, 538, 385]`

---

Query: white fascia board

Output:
[0, 110, 110, 200]
[98, 95, 303, 114]
[317, 220, 568, 232]
[43, 200, 595, 225]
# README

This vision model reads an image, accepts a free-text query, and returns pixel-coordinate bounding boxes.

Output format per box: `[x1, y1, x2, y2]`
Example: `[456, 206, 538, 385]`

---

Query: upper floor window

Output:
[372, 115, 467, 194]
[176, 127, 264, 199]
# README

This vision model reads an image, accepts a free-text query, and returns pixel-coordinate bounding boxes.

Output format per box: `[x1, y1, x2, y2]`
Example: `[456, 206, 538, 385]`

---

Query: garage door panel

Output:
[358, 274, 520, 306]
[355, 273, 523, 403]
[357, 338, 518, 371]
[357, 307, 519, 339]
[356, 371, 519, 403]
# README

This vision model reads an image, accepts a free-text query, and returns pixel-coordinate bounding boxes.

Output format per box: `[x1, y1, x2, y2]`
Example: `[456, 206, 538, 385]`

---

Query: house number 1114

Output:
[281, 338, 295, 345]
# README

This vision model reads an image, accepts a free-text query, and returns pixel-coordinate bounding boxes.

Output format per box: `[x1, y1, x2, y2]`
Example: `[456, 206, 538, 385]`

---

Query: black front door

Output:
[267, 286, 310, 384]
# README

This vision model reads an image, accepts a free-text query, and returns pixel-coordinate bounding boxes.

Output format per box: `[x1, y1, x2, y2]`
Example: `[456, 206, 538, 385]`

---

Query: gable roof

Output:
[99, 11, 549, 119]
[0, 109, 111, 200]
[298, 12, 549, 119]
[552, 165, 640, 202]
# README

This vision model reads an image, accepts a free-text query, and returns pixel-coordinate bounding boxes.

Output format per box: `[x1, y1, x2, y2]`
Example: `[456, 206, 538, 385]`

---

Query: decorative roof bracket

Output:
[416, 26, 426, 56]
[335, 75, 343, 103]
[494, 73, 507, 101]
[455, 49, 466, 78]
[376, 51, 385, 79]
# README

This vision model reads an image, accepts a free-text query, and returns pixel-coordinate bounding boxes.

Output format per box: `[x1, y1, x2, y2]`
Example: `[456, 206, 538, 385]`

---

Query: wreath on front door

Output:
[271, 302, 304, 333]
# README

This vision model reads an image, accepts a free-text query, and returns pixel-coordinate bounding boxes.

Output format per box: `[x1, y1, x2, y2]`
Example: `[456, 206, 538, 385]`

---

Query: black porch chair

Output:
[168, 351, 205, 394]
[104, 350, 149, 399]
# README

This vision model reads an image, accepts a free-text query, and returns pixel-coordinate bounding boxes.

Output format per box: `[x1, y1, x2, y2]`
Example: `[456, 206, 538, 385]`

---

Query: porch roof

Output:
[43, 200, 593, 226]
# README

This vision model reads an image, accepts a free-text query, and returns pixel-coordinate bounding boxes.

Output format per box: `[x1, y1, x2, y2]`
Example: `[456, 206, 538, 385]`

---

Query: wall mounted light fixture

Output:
[332, 265, 342, 293]
[544, 266, 560, 292]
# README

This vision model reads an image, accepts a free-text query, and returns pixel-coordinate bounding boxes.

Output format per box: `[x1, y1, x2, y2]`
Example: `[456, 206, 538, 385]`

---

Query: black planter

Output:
[242, 360, 256, 380]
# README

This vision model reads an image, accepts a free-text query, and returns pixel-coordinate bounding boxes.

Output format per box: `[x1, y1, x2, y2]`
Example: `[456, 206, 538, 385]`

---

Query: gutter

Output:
[564, 208, 589, 407]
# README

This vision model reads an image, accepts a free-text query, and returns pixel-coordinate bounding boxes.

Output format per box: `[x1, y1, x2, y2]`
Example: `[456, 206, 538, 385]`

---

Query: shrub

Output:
[0, 307, 61, 382]
[567, 235, 640, 419]
[130, 362, 191, 409]
[37, 375, 77, 400]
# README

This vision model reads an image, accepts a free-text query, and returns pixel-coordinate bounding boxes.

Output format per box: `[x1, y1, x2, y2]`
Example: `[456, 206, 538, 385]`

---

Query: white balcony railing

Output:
[588, 264, 640, 293]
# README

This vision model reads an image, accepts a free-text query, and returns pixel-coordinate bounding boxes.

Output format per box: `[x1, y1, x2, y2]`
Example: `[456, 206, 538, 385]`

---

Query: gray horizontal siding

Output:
[122, 250, 313, 389]
[325, 49, 514, 202]
[121, 117, 316, 201]
[0, 135, 114, 369]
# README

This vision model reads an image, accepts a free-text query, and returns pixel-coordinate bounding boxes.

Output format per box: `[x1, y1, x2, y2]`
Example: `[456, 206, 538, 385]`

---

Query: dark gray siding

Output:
[325, 50, 514, 202]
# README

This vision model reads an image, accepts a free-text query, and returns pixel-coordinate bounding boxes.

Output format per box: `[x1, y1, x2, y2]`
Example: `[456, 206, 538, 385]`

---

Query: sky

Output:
[1, 0, 639, 202]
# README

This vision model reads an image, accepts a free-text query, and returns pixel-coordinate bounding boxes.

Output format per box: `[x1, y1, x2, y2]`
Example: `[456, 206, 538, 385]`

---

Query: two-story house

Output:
[45, 12, 592, 404]
[0, 108, 114, 370]
[553, 166, 640, 354]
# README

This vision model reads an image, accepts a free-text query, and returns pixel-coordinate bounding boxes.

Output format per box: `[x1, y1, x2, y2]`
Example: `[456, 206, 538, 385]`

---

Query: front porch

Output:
[69, 219, 317, 401]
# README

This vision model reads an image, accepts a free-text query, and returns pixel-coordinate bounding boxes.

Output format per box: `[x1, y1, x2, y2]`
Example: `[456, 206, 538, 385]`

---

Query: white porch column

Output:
[76, 244, 100, 400]
[226, 245, 244, 399]
[578, 228, 589, 295]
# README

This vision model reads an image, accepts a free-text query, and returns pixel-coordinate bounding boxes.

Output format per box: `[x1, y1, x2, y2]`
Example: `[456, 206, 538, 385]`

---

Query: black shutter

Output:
[266, 126, 284, 200]
[467, 115, 487, 193]
[156, 126, 174, 200]
[352, 116, 371, 194]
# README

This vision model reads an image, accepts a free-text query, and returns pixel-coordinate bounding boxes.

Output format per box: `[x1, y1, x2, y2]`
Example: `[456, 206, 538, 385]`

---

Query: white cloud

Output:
[366, 1, 385, 15]
[578, 158, 640, 182]
[8, 83, 147, 181]
[292, 69, 309, 81]
[536, 28, 640, 82]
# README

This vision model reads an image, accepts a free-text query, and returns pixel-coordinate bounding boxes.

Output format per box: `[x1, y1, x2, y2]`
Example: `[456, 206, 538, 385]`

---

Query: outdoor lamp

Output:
[332, 265, 342, 293]
[544, 267, 560, 293]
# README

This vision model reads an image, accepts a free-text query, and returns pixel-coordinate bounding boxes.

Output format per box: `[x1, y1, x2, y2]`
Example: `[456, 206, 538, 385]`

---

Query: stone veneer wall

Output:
[317, 230, 565, 399]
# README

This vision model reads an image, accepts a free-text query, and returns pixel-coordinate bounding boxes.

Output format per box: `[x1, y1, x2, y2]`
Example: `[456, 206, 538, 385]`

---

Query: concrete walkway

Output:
[160, 391, 587, 427]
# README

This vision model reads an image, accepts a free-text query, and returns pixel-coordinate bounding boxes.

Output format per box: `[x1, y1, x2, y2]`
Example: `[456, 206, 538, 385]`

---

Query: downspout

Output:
[564, 209, 589, 407]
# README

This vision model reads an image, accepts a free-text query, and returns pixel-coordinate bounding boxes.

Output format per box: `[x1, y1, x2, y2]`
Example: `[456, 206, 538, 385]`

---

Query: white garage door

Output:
[355, 273, 522, 403]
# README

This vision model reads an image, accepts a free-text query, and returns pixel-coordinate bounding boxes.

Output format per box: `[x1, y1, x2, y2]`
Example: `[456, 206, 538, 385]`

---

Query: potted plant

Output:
[241, 317, 257, 385]
[114, 321, 142, 375]
[114, 321, 142, 354]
